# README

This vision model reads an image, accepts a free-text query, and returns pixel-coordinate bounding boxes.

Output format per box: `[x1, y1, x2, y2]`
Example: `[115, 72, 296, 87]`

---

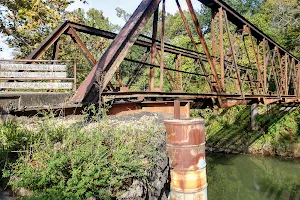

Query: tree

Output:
[0, 0, 73, 58]
[248, 0, 300, 57]
[0, 0, 119, 84]
[224, 0, 263, 15]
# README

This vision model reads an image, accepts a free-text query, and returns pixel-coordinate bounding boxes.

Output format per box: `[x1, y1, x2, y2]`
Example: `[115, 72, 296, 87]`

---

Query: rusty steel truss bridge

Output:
[1, 0, 300, 115]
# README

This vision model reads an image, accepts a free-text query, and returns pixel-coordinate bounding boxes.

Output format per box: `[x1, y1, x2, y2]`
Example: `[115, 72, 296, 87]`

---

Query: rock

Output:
[0, 190, 14, 200]
[53, 142, 62, 151]
[15, 187, 32, 197]
[145, 140, 170, 199]
[117, 131, 170, 200]
[117, 180, 146, 200]
[86, 196, 96, 200]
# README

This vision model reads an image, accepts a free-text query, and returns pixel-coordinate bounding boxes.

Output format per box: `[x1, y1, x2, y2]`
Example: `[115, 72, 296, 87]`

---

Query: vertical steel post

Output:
[284, 53, 288, 95]
[174, 100, 180, 119]
[251, 103, 258, 131]
[263, 39, 268, 93]
[175, 0, 214, 93]
[52, 39, 60, 61]
[219, 8, 225, 89]
[150, 8, 159, 91]
[223, 11, 244, 98]
[160, 0, 165, 91]
[73, 60, 77, 92]
[186, 0, 223, 93]
[178, 54, 183, 91]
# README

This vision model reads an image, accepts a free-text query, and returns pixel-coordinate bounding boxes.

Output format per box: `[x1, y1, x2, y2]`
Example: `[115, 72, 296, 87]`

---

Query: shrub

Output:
[2, 116, 165, 199]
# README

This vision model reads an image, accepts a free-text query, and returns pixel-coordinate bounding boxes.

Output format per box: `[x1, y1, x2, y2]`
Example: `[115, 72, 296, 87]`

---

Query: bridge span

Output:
[1, 0, 300, 115]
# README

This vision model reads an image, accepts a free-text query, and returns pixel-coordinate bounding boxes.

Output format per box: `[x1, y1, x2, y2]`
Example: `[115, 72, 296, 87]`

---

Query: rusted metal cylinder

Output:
[165, 119, 207, 200]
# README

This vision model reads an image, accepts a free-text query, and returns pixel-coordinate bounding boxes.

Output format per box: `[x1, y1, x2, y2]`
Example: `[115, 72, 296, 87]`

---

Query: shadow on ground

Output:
[204, 104, 300, 155]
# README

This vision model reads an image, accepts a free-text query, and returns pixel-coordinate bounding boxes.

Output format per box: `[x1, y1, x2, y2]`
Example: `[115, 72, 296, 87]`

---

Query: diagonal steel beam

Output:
[71, 0, 162, 103]
[223, 10, 244, 98]
[198, 0, 300, 63]
[26, 21, 70, 60]
[186, 0, 224, 93]
[66, 27, 115, 91]
[176, 0, 214, 93]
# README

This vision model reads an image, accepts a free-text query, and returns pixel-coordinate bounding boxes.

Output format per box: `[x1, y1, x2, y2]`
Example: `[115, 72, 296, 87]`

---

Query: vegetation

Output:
[191, 104, 300, 157]
[0, 113, 165, 199]
[0, 0, 73, 58]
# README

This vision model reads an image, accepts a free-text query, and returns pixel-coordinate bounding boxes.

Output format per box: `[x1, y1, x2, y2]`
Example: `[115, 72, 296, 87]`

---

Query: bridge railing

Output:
[0, 59, 77, 93]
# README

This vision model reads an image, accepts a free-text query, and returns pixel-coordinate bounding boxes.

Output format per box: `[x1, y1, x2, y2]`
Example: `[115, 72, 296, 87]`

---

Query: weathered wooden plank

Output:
[0, 72, 67, 78]
[0, 82, 73, 89]
[0, 63, 67, 71]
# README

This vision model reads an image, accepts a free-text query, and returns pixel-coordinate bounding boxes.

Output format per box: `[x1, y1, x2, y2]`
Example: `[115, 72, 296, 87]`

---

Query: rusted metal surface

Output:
[221, 99, 252, 108]
[223, 10, 244, 98]
[103, 91, 299, 99]
[176, 0, 214, 93]
[165, 117, 207, 199]
[107, 101, 191, 116]
[174, 100, 180, 119]
[66, 27, 115, 91]
[198, 0, 299, 61]
[72, 0, 162, 102]
[165, 119, 205, 146]
[107, 102, 142, 115]
[142, 101, 191, 118]
[186, 0, 223, 94]
[159, 0, 165, 91]
[170, 188, 207, 200]
[26, 21, 70, 60]
[19, 0, 300, 109]
[170, 169, 207, 192]
[67, 27, 96, 66]
[167, 145, 206, 170]
[52, 39, 60, 61]
[150, 8, 159, 91]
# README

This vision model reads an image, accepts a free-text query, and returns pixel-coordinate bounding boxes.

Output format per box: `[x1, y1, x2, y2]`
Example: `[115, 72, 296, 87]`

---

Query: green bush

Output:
[0, 119, 34, 188]
[2, 117, 165, 199]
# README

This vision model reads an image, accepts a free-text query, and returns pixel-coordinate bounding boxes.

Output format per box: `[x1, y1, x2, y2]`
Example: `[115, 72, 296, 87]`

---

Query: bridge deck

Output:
[102, 91, 297, 99]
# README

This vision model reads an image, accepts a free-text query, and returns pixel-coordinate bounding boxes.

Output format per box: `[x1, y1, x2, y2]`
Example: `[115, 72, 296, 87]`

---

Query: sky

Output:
[0, 0, 198, 59]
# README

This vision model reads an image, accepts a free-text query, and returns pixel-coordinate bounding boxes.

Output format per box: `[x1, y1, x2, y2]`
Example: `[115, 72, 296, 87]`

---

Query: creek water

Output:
[206, 153, 300, 200]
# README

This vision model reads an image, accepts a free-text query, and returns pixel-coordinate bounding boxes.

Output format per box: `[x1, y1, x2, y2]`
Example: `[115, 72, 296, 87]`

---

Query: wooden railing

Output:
[0, 59, 77, 92]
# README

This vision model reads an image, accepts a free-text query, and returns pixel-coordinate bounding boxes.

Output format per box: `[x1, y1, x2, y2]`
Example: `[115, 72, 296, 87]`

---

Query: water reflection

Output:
[207, 153, 300, 200]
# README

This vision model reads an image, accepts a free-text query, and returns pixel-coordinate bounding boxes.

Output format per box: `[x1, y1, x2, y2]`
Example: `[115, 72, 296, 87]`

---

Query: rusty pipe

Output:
[165, 119, 207, 200]
[174, 100, 180, 119]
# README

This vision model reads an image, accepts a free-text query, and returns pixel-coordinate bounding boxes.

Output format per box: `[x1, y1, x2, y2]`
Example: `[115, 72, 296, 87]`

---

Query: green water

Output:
[206, 154, 300, 200]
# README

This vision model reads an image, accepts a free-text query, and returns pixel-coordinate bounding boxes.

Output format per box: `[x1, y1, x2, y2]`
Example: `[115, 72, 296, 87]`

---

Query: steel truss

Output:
[27, 0, 300, 107]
